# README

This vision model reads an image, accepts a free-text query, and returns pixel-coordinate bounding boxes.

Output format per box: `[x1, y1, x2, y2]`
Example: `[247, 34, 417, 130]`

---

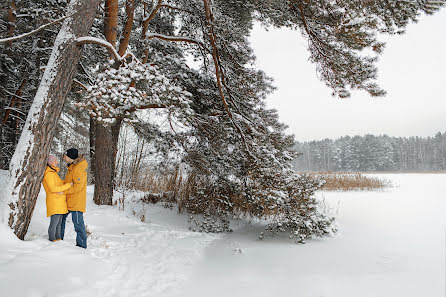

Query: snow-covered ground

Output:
[1, 172, 445, 297]
[0, 170, 218, 297]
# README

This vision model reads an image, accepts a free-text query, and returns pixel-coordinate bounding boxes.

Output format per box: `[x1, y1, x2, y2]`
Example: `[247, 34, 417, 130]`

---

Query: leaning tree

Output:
[1, 0, 101, 239]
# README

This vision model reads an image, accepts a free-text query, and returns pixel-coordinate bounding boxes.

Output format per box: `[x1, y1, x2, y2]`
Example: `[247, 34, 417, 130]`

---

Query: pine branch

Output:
[146, 32, 204, 46]
[142, 0, 162, 36]
[2, 79, 27, 125]
[76, 36, 122, 62]
[0, 15, 69, 44]
[72, 79, 89, 90]
[118, 0, 135, 56]
[159, 4, 193, 14]
[202, 0, 255, 158]
[126, 103, 167, 113]
[6, 0, 17, 47]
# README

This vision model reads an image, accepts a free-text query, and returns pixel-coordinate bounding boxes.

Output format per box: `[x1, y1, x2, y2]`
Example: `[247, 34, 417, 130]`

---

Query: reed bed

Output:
[313, 171, 392, 191]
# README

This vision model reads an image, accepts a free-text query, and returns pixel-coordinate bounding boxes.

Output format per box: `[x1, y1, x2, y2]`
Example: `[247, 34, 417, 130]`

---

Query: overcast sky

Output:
[250, 8, 446, 142]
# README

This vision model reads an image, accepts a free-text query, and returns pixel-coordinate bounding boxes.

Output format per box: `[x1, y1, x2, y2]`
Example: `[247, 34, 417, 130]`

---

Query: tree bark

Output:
[104, 0, 118, 56]
[93, 118, 122, 205]
[89, 117, 96, 184]
[7, 0, 17, 47]
[118, 0, 135, 57]
[2, 79, 27, 125]
[92, 0, 121, 205]
[2, 0, 100, 240]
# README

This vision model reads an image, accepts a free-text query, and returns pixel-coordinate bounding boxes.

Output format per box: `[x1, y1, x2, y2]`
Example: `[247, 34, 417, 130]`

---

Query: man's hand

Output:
[57, 192, 63, 195]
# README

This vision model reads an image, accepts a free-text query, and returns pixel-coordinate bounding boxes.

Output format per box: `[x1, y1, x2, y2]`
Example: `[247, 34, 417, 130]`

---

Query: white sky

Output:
[250, 8, 446, 142]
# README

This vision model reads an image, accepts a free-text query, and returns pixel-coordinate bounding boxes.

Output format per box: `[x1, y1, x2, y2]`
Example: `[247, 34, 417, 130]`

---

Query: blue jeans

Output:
[48, 214, 63, 241]
[61, 211, 87, 248]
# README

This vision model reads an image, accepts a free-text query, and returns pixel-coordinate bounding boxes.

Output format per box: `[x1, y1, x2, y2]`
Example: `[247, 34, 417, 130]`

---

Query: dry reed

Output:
[313, 171, 391, 191]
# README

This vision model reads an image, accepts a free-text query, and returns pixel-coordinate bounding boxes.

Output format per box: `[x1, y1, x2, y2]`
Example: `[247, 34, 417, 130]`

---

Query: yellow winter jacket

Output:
[42, 166, 72, 217]
[63, 155, 88, 212]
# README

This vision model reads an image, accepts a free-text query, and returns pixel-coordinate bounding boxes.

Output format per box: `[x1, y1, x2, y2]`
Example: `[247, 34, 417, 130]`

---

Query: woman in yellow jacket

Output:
[42, 155, 73, 242]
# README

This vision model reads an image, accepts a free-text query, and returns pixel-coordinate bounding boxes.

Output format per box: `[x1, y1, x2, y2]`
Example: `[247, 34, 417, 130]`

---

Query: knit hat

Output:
[66, 148, 79, 160]
[47, 155, 57, 164]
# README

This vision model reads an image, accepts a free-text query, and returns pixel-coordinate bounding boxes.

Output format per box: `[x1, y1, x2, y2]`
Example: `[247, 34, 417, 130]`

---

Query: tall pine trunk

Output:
[1, 0, 100, 239]
[92, 0, 120, 206]
[93, 119, 122, 205]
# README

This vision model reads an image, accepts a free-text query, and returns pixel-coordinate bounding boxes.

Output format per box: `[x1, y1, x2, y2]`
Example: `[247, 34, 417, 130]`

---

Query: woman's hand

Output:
[70, 182, 74, 186]
[57, 192, 64, 195]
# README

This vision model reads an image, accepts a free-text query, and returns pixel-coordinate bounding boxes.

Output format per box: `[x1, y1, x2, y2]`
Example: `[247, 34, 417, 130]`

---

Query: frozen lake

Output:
[180, 174, 446, 297]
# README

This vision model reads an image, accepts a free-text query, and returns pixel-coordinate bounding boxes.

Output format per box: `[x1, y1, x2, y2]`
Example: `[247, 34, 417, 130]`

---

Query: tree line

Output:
[292, 132, 446, 172]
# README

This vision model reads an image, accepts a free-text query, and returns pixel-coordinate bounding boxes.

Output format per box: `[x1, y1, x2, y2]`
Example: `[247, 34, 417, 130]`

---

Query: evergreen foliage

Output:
[0, 0, 66, 168]
[293, 132, 446, 172]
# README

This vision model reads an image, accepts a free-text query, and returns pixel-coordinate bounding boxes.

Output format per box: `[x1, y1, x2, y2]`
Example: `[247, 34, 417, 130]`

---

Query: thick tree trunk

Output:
[89, 117, 96, 184]
[93, 118, 122, 205]
[92, 0, 120, 205]
[1, 0, 100, 239]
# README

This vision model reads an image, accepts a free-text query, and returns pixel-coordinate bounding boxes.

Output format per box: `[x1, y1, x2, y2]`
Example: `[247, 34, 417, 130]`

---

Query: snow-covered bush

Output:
[261, 174, 336, 243]
[133, 164, 336, 240]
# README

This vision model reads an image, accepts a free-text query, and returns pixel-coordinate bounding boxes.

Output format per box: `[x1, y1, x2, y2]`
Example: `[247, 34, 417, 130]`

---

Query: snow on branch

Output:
[72, 79, 89, 90]
[142, 2, 193, 23]
[159, 4, 194, 14]
[126, 103, 167, 113]
[76, 60, 192, 124]
[142, 0, 163, 23]
[76, 36, 122, 62]
[0, 15, 69, 44]
[0, 86, 27, 101]
[146, 32, 204, 46]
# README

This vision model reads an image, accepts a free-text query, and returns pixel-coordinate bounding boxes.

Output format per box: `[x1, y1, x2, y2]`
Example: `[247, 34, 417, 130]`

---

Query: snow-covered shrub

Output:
[260, 174, 336, 243]
[187, 213, 232, 233]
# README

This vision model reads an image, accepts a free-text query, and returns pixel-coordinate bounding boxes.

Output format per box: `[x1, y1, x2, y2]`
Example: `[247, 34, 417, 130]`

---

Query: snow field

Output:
[1, 172, 445, 297]
[0, 174, 218, 297]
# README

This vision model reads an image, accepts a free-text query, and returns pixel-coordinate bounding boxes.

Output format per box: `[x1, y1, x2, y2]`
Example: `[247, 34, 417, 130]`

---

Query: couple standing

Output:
[42, 148, 88, 249]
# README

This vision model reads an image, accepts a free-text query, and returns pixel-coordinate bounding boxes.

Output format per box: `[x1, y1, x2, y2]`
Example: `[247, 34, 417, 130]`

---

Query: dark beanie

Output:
[66, 148, 79, 160]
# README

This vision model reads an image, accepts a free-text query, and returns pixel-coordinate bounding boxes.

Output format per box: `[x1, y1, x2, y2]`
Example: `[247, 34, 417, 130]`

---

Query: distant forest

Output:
[292, 132, 446, 172]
